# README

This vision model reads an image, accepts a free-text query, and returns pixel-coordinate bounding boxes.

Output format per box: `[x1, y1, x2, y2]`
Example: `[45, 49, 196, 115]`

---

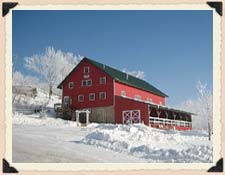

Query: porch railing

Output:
[149, 117, 192, 127]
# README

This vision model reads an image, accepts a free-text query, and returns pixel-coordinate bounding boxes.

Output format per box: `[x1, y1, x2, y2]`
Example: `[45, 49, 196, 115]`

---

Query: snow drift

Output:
[13, 112, 80, 128]
[13, 112, 212, 163]
[81, 123, 212, 163]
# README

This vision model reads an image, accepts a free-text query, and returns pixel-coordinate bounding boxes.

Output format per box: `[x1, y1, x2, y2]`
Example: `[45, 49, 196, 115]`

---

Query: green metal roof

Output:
[58, 57, 168, 97]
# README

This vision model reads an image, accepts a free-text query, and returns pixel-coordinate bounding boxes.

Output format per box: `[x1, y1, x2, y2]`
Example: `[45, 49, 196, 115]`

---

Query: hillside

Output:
[12, 87, 212, 163]
[12, 86, 61, 115]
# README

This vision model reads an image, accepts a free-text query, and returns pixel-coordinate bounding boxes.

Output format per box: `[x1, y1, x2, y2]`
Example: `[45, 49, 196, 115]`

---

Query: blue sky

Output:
[12, 10, 213, 106]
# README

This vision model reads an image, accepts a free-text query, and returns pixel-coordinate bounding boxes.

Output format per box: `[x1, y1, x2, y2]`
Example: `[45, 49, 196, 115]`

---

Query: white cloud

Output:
[122, 69, 146, 80]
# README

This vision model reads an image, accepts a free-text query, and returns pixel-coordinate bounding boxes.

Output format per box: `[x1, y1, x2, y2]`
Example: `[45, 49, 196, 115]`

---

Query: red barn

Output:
[58, 57, 193, 130]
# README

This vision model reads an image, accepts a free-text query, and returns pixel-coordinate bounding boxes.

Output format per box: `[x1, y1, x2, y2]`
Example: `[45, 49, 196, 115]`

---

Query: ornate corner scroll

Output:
[2, 2, 18, 17]
[207, 158, 223, 172]
[207, 1, 223, 16]
[2, 159, 18, 173]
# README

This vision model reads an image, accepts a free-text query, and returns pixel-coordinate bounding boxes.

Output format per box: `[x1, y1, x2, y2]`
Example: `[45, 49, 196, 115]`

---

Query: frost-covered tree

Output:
[122, 69, 146, 80]
[13, 71, 39, 86]
[12, 71, 40, 104]
[178, 81, 212, 137]
[196, 81, 213, 140]
[24, 47, 82, 98]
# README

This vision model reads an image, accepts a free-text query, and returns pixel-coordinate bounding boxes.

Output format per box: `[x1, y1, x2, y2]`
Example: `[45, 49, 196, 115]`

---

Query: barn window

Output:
[121, 91, 126, 97]
[99, 92, 106, 100]
[99, 77, 106, 84]
[82, 80, 86, 86]
[68, 82, 74, 89]
[134, 95, 141, 100]
[87, 80, 92, 86]
[78, 95, 84, 102]
[63, 96, 69, 107]
[82, 79, 92, 87]
[84, 66, 90, 73]
[89, 93, 95, 101]
[147, 98, 152, 103]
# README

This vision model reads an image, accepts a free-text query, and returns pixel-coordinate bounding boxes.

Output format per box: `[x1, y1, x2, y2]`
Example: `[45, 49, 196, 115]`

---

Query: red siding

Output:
[62, 59, 113, 109]
[174, 126, 192, 131]
[60, 58, 192, 131]
[115, 96, 149, 125]
[114, 81, 165, 105]
[150, 124, 192, 131]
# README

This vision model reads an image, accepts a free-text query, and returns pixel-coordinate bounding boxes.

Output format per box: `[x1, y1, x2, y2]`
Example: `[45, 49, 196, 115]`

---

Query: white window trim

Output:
[99, 92, 106, 100]
[82, 79, 92, 87]
[147, 98, 152, 102]
[78, 95, 84, 102]
[82, 80, 86, 87]
[89, 93, 95, 101]
[64, 96, 69, 104]
[121, 90, 126, 97]
[84, 66, 90, 73]
[68, 82, 74, 89]
[134, 95, 141, 100]
[87, 79, 92, 86]
[99, 77, 106, 84]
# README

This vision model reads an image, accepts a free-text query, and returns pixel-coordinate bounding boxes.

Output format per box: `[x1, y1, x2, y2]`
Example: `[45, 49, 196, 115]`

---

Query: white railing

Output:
[149, 117, 192, 127]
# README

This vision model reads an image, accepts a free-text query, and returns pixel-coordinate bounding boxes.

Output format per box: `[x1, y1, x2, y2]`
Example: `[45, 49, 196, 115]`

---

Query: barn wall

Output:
[114, 96, 149, 125]
[150, 123, 192, 131]
[62, 59, 114, 109]
[90, 106, 115, 123]
[114, 81, 166, 105]
[175, 126, 192, 131]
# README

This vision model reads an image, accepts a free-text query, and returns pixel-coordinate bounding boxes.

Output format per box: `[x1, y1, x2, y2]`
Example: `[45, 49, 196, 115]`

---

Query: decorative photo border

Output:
[0, 0, 224, 174]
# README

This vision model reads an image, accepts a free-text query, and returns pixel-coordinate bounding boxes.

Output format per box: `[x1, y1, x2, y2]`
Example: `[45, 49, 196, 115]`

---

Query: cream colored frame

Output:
[0, 0, 224, 174]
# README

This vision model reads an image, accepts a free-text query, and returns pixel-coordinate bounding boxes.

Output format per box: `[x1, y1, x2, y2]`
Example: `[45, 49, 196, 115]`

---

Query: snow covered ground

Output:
[12, 88, 212, 163]
[13, 112, 79, 127]
[12, 112, 212, 163]
[13, 114, 145, 163]
[82, 124, 212, 163]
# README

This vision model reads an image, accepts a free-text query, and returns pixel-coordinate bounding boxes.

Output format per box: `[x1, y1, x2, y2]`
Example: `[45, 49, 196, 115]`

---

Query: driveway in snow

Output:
[12, 124, 145, 163]
[12, 113, 212, 163]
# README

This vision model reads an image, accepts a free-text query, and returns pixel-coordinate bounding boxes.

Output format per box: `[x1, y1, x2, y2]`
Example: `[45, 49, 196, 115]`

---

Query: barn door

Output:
[122, 110, 141, 124]
[63, 96, 69, 107]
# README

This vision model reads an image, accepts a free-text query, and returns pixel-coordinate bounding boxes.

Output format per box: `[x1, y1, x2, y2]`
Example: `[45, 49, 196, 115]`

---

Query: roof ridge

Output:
[57, 57, 168, 97]
[85, 57, 168, 97]
[86, 57, 146, 79]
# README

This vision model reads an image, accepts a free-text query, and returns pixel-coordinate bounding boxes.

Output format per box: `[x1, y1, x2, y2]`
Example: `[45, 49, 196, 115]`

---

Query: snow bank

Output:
[13, 112, 79, 128]
[13, 89, 61, 111]
[81, 124, 212, 163]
